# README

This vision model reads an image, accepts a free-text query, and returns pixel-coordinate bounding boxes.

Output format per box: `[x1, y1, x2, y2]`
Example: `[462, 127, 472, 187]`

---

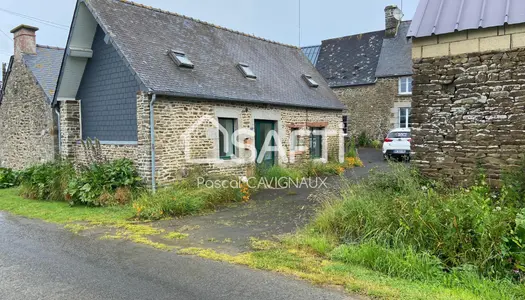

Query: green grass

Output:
[178, 244, 521, 300]
[0, 188, 134, 224]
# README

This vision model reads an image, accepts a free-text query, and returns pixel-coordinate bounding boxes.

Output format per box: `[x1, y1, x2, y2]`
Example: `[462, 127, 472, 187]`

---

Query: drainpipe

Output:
[55, 108, 61, 155]
[149, 94, 157, 192]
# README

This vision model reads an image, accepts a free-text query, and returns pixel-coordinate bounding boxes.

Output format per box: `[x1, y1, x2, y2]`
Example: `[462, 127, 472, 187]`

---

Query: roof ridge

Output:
[116, 0, 299, 49]
[36, 44, 65, 50]
[322, 29, 386, 42]
[301, 45, 321, 48]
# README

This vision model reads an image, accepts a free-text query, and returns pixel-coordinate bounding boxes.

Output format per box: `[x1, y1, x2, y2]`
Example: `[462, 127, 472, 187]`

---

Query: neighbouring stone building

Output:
[408, 0, 525, 183]
[0, 25, 63, 169]
[54, 0, 345, 187]
[303, 6, 413, 140]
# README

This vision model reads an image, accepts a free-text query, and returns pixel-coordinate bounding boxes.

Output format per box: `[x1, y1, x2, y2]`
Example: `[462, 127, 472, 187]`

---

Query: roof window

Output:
[169, 50, 194, 69]
[238, 63, 256, 79]
[302, 74, 319, 88]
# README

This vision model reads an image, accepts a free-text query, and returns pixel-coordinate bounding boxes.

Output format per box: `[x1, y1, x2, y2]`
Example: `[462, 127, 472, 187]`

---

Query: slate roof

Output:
[23, 45, 64, 103]
[376, 21, 413, 78]
[408, 0, 525, 38]
[81, 0, 343, 110]
[316, 30, 384, 87]
[301, 45, 321, 65]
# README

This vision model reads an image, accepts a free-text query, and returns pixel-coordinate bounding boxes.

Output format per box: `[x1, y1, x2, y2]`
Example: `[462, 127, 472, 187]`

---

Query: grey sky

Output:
[0, 0, 418, 67]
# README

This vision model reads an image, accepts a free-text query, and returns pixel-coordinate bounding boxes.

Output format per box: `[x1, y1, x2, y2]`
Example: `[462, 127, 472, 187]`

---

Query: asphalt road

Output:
[0, 212, 351, 300]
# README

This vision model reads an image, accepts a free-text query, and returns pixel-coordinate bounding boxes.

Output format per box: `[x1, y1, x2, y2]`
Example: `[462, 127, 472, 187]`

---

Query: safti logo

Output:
[181, 115, 344, 165]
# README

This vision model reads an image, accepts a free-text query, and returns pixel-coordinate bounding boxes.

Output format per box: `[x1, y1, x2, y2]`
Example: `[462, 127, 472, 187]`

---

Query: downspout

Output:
[55, 108, 61, 155]
[149, 94, 157, 192]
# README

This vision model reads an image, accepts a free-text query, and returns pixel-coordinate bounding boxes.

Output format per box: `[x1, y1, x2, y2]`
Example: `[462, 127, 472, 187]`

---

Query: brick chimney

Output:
[10, 24, 39, 61]
[385, 5, 402, 38]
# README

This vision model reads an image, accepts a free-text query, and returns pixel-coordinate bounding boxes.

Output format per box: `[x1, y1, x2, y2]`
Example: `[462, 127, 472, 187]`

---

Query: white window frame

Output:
[398, 76, 413, 95]
[399, 107, 411, 129]
[214, 107, 243, 162]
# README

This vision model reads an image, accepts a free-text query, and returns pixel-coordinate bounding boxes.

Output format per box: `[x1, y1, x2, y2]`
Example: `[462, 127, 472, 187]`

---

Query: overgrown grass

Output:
[311, 164, 525, 280]
[263, 162, 525, 298]
[134, 178, 244, 220]
[0, 188, 134, 223]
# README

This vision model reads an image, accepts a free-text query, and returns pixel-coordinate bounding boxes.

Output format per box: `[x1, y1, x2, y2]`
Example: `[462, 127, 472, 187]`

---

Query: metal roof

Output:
[75, 0, 344, 110]
[301, 45, 321, 66]
[408, 0, 525, 38]
[23, 46, 64, 103]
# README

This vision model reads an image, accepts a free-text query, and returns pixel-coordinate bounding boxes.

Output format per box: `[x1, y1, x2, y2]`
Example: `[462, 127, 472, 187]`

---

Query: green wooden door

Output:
[254, 120, 276, 167]
[310, 127, 323, 159]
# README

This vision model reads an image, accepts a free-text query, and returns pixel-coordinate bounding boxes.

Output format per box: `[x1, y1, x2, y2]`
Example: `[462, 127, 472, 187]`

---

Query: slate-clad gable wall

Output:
[76, 26, 139, 142]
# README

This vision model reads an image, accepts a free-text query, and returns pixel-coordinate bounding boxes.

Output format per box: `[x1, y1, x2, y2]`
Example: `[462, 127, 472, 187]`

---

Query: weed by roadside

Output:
[0, 167, 20, 189]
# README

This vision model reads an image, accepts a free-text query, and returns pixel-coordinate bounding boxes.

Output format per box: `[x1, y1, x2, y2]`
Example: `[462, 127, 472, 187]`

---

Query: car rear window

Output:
[388, 131, 411, 138]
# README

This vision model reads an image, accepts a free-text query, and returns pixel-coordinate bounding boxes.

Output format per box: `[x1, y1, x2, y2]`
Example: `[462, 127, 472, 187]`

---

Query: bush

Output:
[20, 161, 75, 202]
[370, 140, 382, 149]
[0, 168, 20, 189]
[311, 163, 525, 280]
[357, 132, 372, 147]
[134, 180, 242, 220]
[67, 159, 142, 206]
[345, 138, 358, 158]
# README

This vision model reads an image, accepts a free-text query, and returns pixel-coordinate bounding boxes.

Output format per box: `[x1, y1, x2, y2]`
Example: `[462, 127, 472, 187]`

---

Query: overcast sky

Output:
[0, 0, 418, 67]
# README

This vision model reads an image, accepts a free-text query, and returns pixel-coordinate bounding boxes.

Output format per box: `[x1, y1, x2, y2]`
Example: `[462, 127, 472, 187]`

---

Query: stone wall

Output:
[333, 78, 411, 139]
[60, 93, 343, 186]
[151, 97, 344, 184]
[0, 61, 57, 169]
[411, 48, 525, 183]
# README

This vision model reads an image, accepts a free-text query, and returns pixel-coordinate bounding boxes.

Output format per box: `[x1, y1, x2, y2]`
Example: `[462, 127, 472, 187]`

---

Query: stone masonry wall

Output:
[152, 97, 343, 184]
[333, 78, 411, 140]
[60, 93, 344, 186]
[0, 61, 57, 169]
[412, 48, 525, 183]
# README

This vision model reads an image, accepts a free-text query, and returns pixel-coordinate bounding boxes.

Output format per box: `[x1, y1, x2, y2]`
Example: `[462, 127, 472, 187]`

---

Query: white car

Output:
[382, 128, 411, 160]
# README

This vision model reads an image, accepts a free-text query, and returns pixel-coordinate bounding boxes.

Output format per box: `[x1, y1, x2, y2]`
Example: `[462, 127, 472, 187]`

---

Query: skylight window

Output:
[302, 74, 319, 88]
[169, 50, 194, 69]
[238, 63, 256, 79]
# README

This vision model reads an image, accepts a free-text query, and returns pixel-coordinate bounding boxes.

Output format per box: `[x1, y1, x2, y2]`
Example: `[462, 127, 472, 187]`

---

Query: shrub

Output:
[20, 161, 75, 202]
[0, 168, 20, 189]
[370, 140, 382, 149]
[311, 163, 525, 280]
[357, 132, 372, 148]
[345, 138, 358, 158]
[67, 159, 142, 206]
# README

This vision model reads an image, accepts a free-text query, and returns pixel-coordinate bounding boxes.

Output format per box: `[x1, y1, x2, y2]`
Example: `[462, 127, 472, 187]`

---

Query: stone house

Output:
[54, 0, 345, 188]
[409, 0, 525, 183]
[0, 25, 63, 169]
[303, 6, 413, 140]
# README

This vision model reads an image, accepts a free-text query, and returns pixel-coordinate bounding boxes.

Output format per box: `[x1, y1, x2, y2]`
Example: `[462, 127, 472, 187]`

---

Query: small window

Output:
[238, 63, 256, 79]
[291, 129, 300, 151]
[169, 50, 194, 69]
[399, 107, 412, 128]
[398, 76, 412, 95]
[218, 118, 236, 159]
[342, 116, 348, 135]
[310, 127, 323, 159]
[302, 74, 319, 88]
